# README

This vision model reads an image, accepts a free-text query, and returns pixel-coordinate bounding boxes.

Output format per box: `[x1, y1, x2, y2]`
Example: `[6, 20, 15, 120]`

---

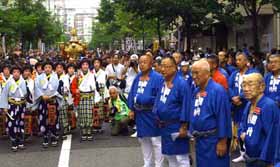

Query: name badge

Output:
[254, 107, 261, 115]
[250, 115, 258, 125]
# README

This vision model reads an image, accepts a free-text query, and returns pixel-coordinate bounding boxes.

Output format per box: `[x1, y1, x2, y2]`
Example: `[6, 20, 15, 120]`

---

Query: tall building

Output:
[74, 13, 95, 42]
[44, 0, 66, 28]
[44, 0, 100, 43]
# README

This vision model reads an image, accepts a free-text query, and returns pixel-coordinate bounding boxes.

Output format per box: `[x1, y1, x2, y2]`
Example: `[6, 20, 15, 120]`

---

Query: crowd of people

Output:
[0, 46, 279, 167]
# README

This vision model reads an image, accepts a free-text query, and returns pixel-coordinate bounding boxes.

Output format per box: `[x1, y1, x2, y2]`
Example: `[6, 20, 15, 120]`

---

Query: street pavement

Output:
[0, 123, 244, 167]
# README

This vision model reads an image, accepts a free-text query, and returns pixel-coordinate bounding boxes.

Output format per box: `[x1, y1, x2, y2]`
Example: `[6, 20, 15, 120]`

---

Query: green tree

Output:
[91, 0, 163, 50]
[118, 0, 242, 51]
[0, 0, 64, 50]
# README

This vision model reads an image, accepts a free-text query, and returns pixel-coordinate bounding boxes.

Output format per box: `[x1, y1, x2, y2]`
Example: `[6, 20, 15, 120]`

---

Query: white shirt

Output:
[105, 63, 125, 79]
[125, 67, 138, 93]
[78, 71, 96, 92]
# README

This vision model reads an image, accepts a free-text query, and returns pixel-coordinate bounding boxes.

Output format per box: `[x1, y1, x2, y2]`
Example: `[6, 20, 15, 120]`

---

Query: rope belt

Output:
[192, 128, 217, 138]
[134, 103, 153, 111]
[8, 98, 26, 105]
[156, 119, 180, 128]
[80, 91, 94, 99]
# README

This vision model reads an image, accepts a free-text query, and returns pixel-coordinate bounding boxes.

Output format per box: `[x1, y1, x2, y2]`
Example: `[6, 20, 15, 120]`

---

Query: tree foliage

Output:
[0, 0, 64, 50]
[93, 0, 279, 51]
[116, 0, 241, 51]
[90, 0, 164, 50]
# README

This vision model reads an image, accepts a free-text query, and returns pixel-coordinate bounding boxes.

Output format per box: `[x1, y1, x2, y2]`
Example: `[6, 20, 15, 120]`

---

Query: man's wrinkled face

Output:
[269, 56, 280, 73]
[236, 54, 248, 70]
[109, 88, 118, 100]
[242, 77, 263, 100]
[161, 58, 176, 79]
[139, 55, 152, 73]
[191, 65, 209, 87]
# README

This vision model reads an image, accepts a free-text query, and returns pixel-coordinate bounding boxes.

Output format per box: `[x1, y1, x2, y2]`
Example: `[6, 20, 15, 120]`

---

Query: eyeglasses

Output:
[241, 81, 260, 88]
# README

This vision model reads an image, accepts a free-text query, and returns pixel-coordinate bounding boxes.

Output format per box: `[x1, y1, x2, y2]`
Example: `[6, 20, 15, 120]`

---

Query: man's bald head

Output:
[191, 59, 211, 88]
[192, 59, 210, 72]
[139, 54, 153, 73]
[109, 86, 119, 100]
[243, 73, 264, 84]
[109, 86, 119, 93]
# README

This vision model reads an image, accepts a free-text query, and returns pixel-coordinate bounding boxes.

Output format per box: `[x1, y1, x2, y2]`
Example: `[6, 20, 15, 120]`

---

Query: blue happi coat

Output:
[275, 117, 280, 166]
[229, 68, 258, 123]
[153, 73, 191, 155]
[178, 70, 195, 94]
[238, 96, 279, 163]
[190, 79, 232, 167]
[128, 70, 163, 137]
[225, 64, 237, 76]
[219, 67, 229, 79]
[264, 73, 280, 107]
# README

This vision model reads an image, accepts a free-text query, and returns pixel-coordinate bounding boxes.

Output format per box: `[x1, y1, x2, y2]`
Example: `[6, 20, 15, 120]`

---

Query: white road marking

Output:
[58, 135, 72, 167]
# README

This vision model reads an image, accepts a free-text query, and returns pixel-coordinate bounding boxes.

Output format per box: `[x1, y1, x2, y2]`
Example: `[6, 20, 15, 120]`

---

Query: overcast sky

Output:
[66, 0, 100, 10]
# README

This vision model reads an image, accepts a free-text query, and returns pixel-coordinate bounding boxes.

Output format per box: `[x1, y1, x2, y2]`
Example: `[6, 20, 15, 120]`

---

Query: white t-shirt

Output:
[125, 67, 138, 93]
[105, 63, 125, 79]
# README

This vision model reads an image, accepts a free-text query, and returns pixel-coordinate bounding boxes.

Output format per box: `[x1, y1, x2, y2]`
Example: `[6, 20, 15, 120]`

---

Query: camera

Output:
[129, 61, 138, 67]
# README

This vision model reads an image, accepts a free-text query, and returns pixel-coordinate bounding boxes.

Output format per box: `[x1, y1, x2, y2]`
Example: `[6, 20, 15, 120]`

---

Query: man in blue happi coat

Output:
[190, 59, 232, 167]
[153, 56, 192, 167]
[239, 73, 279, 167]
[128, 54, 164, 167]
[218, 51, 236, 77]
[229, 52, 258, 162]
[264, 54, 280, 108]
[275, 117, 280, 167]
[178, 61, 195, 93]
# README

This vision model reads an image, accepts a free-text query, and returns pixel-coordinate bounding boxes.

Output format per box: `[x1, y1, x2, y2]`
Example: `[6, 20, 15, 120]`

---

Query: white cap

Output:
[155, 56, 162, 61]
[180, 61, 189, 66]
[130, 54, 138, 60]
[29, 58, 38, 65]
